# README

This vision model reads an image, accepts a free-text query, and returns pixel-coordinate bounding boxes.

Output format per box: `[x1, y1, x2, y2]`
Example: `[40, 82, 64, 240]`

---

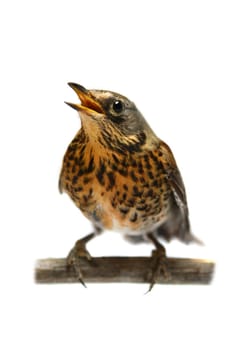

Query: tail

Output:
[156, 210, 204, 245]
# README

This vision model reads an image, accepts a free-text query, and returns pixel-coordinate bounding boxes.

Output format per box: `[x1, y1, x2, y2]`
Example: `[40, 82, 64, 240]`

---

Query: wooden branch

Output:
[35, 256, 215, 285]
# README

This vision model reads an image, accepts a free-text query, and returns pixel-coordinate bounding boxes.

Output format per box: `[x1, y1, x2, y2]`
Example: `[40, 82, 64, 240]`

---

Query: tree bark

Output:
[35, 256, 215, 285]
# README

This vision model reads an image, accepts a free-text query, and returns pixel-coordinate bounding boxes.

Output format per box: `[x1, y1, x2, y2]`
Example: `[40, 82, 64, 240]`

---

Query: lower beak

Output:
[65, 82, 104, 114]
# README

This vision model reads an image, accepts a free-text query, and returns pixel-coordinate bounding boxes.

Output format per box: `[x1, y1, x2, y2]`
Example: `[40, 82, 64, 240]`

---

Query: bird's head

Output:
[65, 83, 157, 154]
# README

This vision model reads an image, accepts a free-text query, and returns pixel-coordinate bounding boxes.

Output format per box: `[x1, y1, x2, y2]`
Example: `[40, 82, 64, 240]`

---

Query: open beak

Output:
[65, 82, 104, 114]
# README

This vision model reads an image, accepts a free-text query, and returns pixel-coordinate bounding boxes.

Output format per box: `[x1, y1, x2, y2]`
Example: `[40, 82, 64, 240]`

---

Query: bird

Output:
[59, 82, 199, 290]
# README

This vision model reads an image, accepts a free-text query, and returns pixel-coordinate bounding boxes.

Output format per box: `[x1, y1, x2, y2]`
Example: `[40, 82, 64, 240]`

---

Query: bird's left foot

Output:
[146, 233, 171, 292]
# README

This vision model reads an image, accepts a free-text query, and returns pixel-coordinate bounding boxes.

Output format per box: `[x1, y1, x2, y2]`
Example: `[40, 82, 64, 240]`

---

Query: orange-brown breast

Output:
[59, 131, 173, 235]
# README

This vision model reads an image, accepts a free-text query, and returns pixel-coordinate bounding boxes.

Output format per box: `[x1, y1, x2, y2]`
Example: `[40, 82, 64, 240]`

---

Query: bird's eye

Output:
[112, 100, 124, 114]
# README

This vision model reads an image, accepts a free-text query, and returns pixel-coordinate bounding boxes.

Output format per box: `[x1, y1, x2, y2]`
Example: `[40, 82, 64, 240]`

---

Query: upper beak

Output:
[65, 82, 104, 114]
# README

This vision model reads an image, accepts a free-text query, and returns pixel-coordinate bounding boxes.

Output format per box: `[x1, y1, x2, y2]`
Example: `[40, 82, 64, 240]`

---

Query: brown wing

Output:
[158, 141, 202, 243]
[157, 140, 198, 243]
[159, 140, 188, 208]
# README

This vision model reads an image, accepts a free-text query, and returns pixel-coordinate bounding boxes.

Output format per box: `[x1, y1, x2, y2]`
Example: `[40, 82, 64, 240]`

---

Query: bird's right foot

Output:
[67, 233, 95, 287]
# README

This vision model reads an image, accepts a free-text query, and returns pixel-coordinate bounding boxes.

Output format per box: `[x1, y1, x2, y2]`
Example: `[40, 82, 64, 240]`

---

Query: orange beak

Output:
[65, 82, 104, 114]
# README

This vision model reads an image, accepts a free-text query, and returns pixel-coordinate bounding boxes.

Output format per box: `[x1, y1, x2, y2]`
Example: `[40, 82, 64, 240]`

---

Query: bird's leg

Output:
[146, 232, 171, 292]
[67, 228, 101, 287]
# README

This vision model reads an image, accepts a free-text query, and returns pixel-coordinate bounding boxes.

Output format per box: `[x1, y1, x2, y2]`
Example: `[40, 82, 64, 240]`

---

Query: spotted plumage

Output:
[59, 83, 199, 289]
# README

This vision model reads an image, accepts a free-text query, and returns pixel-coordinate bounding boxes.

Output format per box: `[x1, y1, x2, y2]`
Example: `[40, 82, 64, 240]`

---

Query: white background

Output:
[1, 0, 242, 349]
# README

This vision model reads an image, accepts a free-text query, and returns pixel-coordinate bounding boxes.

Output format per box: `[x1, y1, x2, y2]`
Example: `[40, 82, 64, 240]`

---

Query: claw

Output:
[146, 233, 171, 293]
[66, 254, 87, 287]
[78, 277, 87, 288]
[66, 233, 96, 286]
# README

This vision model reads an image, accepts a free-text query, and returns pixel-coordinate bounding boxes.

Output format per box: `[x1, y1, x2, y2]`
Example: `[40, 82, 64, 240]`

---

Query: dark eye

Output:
[112, 100, 124, 114]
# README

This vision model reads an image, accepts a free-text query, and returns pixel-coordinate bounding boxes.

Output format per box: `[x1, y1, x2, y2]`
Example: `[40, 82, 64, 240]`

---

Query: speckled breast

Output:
[59, 133, 172, 235]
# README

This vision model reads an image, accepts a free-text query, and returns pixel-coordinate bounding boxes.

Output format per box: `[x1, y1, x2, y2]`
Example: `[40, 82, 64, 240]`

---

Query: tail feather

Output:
[156, 210, 203, 245]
